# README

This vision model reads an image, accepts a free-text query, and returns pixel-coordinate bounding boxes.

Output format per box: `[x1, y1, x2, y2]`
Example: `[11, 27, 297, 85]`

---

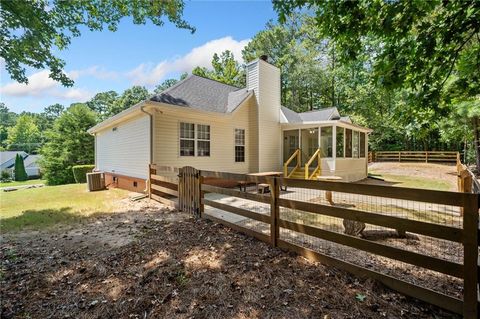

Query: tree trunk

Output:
[473, 116, 480, 171]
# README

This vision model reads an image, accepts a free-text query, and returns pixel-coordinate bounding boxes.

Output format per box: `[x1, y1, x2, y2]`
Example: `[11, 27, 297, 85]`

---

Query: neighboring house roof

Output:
[24, 154, 41, 168]
[0, 151, 28, 169]
[150, 75, 251, 113]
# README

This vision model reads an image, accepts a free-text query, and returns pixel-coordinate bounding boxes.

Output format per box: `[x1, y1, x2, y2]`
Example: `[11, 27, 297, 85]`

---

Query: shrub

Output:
[14, 154, 28, 181]
[72, 165, 95, 183]
[1, 170, 11, 182]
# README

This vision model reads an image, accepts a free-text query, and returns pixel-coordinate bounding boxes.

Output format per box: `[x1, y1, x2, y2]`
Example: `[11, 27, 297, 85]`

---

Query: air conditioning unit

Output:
[87, 172, 105, 191]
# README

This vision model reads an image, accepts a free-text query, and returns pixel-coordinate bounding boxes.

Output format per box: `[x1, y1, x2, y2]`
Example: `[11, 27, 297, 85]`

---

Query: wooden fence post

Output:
[148, 164, 156, 200]
[199, 174, 204, 218]
[270, 177, 280, 247]
[462, 194, 479, 318]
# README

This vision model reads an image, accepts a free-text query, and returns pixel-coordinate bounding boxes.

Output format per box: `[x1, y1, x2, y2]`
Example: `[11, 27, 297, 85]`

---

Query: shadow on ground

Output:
[0, 208, 458, 319]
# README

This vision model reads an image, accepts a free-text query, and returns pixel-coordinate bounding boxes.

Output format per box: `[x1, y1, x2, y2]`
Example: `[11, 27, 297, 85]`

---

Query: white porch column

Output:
[332, 125, 337, 160]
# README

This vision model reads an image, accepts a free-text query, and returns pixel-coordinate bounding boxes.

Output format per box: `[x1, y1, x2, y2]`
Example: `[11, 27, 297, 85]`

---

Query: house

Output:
[0, 151, 41, 177]
[88, 57, 372, 192]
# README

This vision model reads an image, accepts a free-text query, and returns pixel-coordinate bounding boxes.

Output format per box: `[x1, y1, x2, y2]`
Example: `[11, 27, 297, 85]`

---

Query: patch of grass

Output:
[0, 179, 45, 188]
[368, 171, 452, 191]
[0, 184, 130, 232]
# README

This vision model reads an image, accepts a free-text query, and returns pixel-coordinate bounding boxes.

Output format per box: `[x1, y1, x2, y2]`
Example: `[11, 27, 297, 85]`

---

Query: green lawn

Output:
[0, 184, 130, 232]
[0, 179, 46, 188]
[368, 171, 453, 191]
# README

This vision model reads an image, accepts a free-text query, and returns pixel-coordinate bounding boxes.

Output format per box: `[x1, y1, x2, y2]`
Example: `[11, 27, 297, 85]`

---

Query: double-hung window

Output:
[180, 123, 195, 156]
[179, 122, 210, 157]
[197, 124, 210, 156]
[235, 128, 245, 162]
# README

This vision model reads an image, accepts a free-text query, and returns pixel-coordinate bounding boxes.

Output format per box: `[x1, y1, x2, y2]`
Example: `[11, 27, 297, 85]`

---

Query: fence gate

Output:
[178, 166, 201, 217]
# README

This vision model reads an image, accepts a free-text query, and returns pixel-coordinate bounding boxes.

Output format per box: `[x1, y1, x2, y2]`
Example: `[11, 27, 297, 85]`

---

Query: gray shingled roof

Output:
[281, 106, 341, 123]
[150, 75, 251, 113]
[0, 151, 27, 166]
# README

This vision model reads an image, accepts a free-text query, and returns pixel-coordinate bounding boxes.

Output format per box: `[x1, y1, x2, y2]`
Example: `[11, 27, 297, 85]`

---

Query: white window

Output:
[180, 122, 195, 156]
[179, 122, 210, 157]
[197, 124, 210, 157]
[235, 128, 245, 162]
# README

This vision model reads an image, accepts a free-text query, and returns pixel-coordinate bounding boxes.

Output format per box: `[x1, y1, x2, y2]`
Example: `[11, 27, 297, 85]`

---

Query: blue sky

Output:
[0, 0, 277, 113]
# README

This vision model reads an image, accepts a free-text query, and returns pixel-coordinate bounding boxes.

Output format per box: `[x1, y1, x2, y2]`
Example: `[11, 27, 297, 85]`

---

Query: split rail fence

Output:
[149, 164, 479, 318]
[372, 151, 459, 163]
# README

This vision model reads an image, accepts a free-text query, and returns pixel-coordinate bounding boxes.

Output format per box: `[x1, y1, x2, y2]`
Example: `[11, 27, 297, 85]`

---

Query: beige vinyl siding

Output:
[96, 115, 150, 179]
[152, 96, 258, 173]
[247, 60, 282, 171]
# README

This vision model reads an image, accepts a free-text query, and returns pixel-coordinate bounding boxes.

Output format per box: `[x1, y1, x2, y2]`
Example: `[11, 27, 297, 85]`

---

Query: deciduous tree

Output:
[1, 0, 194, 86]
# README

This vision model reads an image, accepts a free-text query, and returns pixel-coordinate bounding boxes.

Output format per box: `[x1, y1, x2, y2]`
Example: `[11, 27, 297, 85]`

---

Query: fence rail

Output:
[149, 165, 479, 318]
[372, 151, 459, 163]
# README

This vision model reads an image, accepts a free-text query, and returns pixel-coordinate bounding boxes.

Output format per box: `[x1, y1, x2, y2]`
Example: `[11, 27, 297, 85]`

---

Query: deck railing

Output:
[304, 148, 321, 180]
[283, 148, 301, 178]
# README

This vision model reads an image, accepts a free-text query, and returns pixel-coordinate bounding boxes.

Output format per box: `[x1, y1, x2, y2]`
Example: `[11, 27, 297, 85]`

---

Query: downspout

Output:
[140, 105, 153, 194]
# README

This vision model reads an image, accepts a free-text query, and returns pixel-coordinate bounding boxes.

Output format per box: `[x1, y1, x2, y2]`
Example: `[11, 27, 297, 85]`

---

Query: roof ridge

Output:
[189, 74, 244, 90]
[153, 74, 195, 96]
[299, 106, 337, 114]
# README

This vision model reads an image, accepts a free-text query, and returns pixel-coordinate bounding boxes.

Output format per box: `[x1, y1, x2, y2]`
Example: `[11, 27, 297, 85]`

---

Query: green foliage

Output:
[0, 103, 17, 149]
[72, 164, 95, 183]
[110, 86, 149, 117]
[274, 0, 480, 105]
[6, 114, 41, 152]
[1, 170, 11, 182]
[40, 104, 96, 185]
[1, 0, 194, 86]
[154, 73, 188, 95]
[192, 50, 245, 87]
[14, 154, 28, 181]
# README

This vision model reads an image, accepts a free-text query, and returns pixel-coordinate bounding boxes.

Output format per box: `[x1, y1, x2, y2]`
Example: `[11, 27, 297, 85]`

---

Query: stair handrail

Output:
[284, 148, 301, 178]
[304, 148, 321, 180]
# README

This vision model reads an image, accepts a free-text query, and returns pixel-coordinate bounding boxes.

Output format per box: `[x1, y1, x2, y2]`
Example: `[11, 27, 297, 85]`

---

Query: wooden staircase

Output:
[288, 167, 322, 180]
[284, 148, 322, 180]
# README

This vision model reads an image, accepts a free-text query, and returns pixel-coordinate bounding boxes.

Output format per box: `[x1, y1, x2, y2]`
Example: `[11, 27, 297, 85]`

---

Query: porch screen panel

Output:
[353, 131, 360, 158]
[345, 129, 352, 157]
[360, 132, 366, 157]
[336, 127, 344, 157]
[320, 126, 333, 157]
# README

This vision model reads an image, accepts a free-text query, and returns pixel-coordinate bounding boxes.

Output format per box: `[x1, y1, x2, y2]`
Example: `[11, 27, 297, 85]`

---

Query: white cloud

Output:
[0, 69, 93, 102]
[128, 36, 250, 86]
[69, 66, 119, 81]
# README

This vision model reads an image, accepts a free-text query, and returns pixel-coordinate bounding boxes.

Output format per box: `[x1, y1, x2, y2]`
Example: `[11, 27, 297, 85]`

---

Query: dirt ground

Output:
[365, 162, 458, 191]
[1, 199, 458, 319]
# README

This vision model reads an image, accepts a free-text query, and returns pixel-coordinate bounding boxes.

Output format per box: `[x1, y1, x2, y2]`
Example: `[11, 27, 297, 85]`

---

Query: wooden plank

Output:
[204, 213, 270, 243]
[201, 170, 269, 183]
[270, 177, 280, 247]
[150, 174, 178, 184]
[279, 178, 473, 207]
[462, 195, 479, 318]
[202, 198, 271, 224]
[279, 220, 463, 278]
[201, 184, 271, 204]
[151, 184, 179, 197]
[277, 239, 463, 315]
[154, 165, 179, 173]
[151, 193, 178, 208]
[278, 198, 463, 243]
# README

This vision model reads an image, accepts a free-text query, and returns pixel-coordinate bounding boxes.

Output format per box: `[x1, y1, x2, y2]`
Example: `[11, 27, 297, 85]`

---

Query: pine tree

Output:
[14, 154, 28, 181]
